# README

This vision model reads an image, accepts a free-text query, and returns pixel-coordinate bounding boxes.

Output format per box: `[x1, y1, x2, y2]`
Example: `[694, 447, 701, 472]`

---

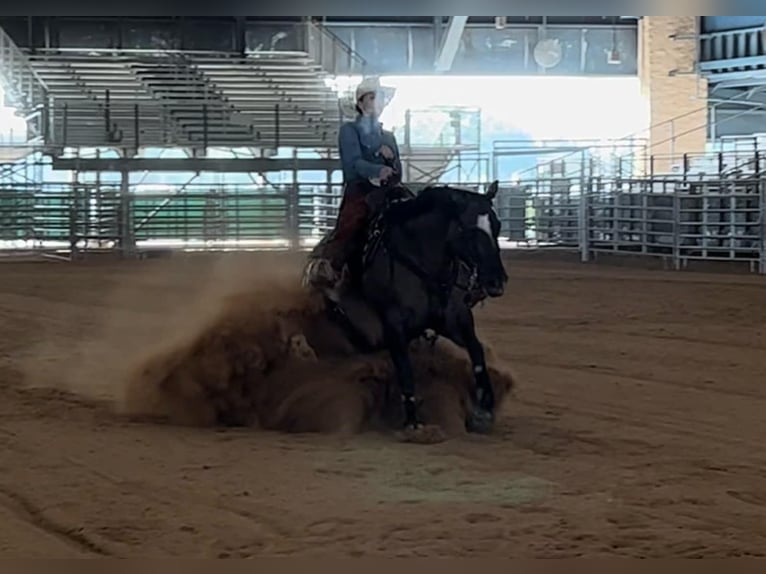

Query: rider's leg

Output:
[307, 182, 372, 288]
[327, 185, 370, 276]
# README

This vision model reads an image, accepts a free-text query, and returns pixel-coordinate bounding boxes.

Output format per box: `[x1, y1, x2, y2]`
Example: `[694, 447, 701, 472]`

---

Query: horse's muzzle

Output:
[485, 279, 505, 297]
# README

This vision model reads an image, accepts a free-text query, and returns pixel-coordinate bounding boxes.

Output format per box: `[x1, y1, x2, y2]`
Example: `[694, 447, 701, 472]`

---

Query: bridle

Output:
[379, 212, 488, 309]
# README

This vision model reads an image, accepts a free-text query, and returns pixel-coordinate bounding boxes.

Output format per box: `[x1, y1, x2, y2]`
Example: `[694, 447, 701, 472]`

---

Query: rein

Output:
[361, 190, 488, 312]
[381, 221, 481, 307]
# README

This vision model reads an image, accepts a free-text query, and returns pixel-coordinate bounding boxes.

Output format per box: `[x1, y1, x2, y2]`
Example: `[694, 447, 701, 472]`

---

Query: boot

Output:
[303, 249, 349, 294]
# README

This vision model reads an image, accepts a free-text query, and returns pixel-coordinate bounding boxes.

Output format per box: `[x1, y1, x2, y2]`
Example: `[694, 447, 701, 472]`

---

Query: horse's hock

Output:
[120, 285, 516, 436]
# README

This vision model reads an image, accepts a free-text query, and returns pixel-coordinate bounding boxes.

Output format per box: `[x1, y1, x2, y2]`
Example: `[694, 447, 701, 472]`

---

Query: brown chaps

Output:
[323, 180, 408, 268]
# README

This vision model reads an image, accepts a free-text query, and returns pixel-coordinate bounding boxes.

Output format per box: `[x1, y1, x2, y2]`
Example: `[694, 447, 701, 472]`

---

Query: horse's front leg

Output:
[464, 333, 495, 433]
[443, 304, 495, 433]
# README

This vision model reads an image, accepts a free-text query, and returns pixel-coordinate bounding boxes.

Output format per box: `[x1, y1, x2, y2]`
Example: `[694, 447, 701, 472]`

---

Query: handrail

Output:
[301, 20, 367, 75]
[309, 21, 367, 67]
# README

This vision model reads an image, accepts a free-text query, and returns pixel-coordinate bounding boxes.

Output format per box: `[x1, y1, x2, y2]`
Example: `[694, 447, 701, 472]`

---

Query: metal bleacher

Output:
[2, 21, 471, 181]
[2, 21, 363, 153]
[27, 51, 344, 150]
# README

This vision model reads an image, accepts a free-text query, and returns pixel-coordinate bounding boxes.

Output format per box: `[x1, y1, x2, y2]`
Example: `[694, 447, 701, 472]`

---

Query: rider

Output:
[322, 76, 407, 284]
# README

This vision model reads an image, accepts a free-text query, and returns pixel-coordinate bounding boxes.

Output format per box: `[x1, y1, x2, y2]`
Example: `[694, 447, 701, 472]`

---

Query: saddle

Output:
[360, 189, 414, 270]
[302, 187, 413, 293]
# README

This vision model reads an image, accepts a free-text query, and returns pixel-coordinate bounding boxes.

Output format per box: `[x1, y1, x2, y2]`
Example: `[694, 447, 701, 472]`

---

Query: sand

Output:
[0, 251, 764, 557]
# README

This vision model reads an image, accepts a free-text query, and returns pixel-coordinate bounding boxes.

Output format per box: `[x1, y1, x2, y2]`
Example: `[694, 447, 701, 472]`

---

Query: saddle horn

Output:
[486, 180, 499, 201]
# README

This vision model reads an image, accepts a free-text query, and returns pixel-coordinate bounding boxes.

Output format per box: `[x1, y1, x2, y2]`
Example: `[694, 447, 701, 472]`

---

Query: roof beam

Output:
[698, 55, 766, 72]
[434, 16, 468, 72]
[703, 68, 766, 85]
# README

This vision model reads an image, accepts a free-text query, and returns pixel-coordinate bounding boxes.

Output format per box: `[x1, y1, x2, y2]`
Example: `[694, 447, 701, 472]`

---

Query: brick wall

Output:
[639, 16, 708, 174]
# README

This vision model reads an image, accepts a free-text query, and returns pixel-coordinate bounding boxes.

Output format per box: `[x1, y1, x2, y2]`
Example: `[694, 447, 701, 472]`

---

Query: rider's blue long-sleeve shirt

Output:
[338, 115, 401, 184]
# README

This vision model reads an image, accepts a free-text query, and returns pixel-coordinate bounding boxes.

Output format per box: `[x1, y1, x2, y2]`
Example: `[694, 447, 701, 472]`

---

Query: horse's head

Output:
[448, 180, 508, 298]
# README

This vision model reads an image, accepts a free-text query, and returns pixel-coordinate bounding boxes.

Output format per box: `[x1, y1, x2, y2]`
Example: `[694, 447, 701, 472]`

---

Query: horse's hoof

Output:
[397, 424, 446, 444]
[466, 408, 494, 434]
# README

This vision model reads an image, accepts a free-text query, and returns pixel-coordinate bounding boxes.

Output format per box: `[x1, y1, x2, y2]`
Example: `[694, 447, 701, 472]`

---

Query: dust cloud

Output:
[15, 253, 514, 437]
[120, 258, 515, 437]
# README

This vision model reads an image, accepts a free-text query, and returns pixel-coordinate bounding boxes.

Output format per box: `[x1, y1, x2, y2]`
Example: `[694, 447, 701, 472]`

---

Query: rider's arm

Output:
[338, 123, 384, 181]
[389, 134, 403, 184]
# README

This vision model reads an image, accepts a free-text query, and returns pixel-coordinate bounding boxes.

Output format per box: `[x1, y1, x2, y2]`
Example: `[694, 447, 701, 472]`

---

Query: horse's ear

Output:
[486, 180, 499, 201]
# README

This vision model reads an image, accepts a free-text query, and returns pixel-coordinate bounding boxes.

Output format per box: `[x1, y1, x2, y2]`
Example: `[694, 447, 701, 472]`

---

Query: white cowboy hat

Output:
[354, 76, 396, 111]
[355, 76, 391, 100]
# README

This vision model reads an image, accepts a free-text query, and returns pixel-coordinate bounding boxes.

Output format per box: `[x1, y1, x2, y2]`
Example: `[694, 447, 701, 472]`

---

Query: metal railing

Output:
[498, 174, 765, 273]
[0, 183, 359, 254]
[46, 97, 339, 150]
[1, 173, 764, 273]
[300, 20, 367, 76]
[1, 138, 765, 272]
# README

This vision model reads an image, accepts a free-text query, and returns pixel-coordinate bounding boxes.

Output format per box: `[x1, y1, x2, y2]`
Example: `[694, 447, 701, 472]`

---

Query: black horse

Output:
[303, 180, 508, 433]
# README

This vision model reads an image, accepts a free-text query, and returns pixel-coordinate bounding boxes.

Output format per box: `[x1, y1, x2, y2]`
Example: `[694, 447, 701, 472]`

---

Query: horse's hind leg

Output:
[383, 319, 421, 429]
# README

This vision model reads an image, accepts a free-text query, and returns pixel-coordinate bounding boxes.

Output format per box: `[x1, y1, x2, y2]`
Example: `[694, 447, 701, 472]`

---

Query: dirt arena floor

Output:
[0, 251, 764, 558]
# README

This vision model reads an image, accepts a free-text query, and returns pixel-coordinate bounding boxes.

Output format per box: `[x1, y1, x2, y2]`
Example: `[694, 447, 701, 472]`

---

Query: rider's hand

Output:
[378, 145, 394, 160]
[379, 166, 394, 180]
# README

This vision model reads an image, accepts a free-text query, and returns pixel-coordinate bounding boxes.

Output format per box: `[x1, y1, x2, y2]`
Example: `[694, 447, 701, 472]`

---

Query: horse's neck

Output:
[392, 209, 454, 272]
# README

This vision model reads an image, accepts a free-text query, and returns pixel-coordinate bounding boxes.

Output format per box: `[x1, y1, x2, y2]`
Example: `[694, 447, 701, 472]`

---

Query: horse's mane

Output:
[389, 184, 486, 223]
